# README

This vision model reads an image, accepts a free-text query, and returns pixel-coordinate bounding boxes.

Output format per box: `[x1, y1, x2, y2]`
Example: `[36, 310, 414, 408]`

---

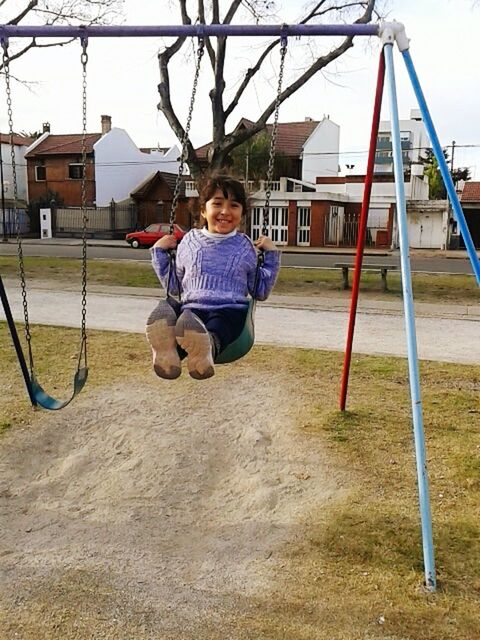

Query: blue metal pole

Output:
[402, 49, 480, 285]
[0, 23, 378, 39]
[383, 43, 436, 591]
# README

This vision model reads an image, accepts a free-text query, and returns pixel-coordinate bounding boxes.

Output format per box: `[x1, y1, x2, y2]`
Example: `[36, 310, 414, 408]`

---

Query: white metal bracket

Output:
[378, 20, 410, 52]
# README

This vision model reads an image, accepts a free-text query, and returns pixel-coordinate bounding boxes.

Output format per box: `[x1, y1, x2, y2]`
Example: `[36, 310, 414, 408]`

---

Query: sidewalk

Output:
[3, 278, 478, 321]
[1, 278, 479, 364]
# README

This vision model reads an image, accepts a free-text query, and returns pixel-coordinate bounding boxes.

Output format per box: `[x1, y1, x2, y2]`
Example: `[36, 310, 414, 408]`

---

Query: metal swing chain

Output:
[79, 38, 88, 368]
[169, 37, 205, 234]
[166, 37, 204, 299]
[2, 40, 35, 369]
[252, 34, 288, 299]
[262, 35, 288, 237]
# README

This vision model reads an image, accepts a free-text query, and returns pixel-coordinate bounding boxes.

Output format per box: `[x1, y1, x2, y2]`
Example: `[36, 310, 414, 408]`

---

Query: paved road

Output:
[0, 239, 477, 274]
[1, 280, 479, 365]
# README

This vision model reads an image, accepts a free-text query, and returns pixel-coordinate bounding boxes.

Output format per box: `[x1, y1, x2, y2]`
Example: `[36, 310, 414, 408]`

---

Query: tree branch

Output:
[224, 0, 335, 120]
[157, 1, 202, 178]
[8, 0, 38, 25]
[224, 0, 243, 24]
[209, 0, 242, 148]
[2, 0, 123, 75]
[224, 38, 277, 120]
[225, 1, 374, 121]
[220, 0, 376, 159]
[198, 0, 216, 70]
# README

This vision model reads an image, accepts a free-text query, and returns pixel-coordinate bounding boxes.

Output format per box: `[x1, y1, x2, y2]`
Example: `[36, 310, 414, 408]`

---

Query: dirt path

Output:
[0, 370, 347, 639]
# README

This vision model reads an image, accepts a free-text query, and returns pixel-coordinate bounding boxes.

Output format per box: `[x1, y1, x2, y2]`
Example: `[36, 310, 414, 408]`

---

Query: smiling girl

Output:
[146, 175, 281, 380]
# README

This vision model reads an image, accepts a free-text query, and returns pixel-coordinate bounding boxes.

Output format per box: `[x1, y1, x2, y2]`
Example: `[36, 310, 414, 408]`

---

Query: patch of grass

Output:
[0, 255, 158, 289]
[244, 347, 480, 638]
[1, 329, 479, 638]
[276, 267, 480, 304]
[0, 421, 11, 434]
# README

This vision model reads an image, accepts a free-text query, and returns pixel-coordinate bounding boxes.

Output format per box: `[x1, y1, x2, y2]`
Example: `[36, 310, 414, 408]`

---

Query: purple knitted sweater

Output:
[151, 229, 281, 310]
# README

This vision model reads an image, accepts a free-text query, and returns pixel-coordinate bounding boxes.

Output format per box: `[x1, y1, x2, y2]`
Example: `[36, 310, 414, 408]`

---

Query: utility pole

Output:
[0, 138, 7, 243]
[450, 140, 456, 173]
[447, 140, 457, 249]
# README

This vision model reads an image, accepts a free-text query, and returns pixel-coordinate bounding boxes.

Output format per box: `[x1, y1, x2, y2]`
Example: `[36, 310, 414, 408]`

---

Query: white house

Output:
[94, 115, 181, 206]
[0, 133, 32, 203]
[194, 116, 340, 185]
[301, 116, 339, 182]
[0, 133, 33, 236]
[374, 108, 430, 173]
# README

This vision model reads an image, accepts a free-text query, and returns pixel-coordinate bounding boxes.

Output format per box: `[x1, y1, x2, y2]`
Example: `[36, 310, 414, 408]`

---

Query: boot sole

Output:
[175, 311, 215, 380]
[146, 303, 181, 380]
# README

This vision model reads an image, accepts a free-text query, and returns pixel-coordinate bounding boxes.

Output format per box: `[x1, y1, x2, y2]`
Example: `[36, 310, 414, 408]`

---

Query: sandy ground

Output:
[1, 280, 478, 637]
[0, 371, 348, 639]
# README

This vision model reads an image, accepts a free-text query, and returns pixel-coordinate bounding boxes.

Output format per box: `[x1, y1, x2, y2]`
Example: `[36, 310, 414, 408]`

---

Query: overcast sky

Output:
[2, 0, 479, 178]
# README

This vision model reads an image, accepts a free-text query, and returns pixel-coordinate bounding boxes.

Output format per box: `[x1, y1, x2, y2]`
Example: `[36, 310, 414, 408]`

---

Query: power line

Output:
[1, 144, 479, 168]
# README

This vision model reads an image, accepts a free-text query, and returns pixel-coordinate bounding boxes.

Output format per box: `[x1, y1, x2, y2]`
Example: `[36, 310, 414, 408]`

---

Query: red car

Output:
[125, 223, 187, 249]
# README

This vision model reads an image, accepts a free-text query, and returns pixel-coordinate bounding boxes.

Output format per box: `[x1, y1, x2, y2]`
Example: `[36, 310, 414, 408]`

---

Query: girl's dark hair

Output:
[198, 175, 248, 216]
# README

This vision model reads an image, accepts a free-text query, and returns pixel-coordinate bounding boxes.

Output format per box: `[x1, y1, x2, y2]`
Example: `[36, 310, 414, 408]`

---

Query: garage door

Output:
[408, 212, 444, 248]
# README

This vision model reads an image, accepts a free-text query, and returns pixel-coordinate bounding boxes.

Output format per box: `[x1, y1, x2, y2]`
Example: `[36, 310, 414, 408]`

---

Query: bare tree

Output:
[157, 0, 378, 179]
[0, 0, 123, 72]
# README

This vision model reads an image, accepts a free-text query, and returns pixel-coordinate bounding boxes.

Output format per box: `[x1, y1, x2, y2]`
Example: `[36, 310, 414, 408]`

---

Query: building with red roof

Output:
[459, 181, 480, 248]
[195, 116, 340, 182]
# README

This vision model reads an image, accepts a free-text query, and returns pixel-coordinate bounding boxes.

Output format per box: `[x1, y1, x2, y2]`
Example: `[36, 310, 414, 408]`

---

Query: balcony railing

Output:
[376, 139, 413, 151]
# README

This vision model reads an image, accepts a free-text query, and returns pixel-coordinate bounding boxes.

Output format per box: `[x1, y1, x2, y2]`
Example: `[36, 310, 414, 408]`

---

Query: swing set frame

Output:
[1, 19, 479, 593]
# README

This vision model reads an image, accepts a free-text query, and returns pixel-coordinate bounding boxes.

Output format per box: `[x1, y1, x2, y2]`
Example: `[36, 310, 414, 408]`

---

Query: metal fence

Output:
[324, 206, 389, 247]
[54, 203, 137, 238]
[0, 208, 28, 238]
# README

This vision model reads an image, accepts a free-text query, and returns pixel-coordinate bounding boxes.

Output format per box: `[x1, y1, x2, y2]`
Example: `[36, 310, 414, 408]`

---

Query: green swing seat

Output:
[30, 368, 89, 411]
[214, 298, 256, 364]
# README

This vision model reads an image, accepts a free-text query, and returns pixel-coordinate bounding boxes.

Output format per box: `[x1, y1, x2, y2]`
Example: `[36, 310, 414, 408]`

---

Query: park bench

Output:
[334, 262, 398, 292]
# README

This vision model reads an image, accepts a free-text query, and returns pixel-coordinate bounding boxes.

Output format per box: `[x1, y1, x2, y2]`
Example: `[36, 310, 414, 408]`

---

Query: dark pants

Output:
[167, 297, 248, 355]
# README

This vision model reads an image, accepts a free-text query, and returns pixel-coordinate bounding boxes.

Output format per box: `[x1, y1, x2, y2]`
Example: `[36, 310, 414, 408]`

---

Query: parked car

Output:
[125, 223, 187, 249]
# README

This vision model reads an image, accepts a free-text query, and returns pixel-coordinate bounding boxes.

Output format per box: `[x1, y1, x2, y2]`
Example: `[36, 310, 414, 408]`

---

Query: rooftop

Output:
[25, 133, 102, 157]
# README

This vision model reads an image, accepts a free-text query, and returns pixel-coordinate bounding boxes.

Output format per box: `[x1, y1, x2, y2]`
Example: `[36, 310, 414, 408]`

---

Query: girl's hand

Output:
[154, 234, 178, 250]
[254, 235, 277, 252]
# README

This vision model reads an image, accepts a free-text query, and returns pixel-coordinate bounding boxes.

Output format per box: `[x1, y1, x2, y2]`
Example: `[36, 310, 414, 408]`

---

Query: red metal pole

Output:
[339, 49, 386, 411]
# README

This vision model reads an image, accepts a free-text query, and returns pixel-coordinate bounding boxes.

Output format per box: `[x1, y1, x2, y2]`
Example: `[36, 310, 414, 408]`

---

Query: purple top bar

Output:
[0, 23, 378, 39]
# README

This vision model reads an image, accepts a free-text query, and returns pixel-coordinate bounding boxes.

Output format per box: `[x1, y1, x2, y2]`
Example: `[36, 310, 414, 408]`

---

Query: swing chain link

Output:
[262, 34, 288, 238]
[2, 40, 35, 367]
[169, 37, 205, 234]
[80, 37, 88, 365]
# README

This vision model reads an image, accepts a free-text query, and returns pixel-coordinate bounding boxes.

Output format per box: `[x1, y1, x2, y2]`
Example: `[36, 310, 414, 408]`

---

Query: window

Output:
[35, 165, 46, 181]
[68, 163, 84, 180]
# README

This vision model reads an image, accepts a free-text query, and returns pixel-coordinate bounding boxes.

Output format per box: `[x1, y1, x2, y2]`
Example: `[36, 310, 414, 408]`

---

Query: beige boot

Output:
[175, 309, 215, 380]
[145, 300, 181, 379]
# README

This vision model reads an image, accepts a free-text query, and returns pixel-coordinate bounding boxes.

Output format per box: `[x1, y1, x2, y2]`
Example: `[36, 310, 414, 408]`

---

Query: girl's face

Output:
[201, 188, 243, 234]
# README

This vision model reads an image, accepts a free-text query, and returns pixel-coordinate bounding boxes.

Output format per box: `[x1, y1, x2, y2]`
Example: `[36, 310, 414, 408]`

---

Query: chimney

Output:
[101, 115, 112, 135]
[42, 122, 50, 133]
[304, 117, 313, 122]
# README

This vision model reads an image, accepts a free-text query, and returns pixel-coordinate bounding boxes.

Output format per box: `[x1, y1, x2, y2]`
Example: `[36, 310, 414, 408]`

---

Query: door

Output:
[251, 206, 289, 245]
[297, 206, 311, 246]
[324, 205, 345, 246]
[408, 212, 443, 248]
